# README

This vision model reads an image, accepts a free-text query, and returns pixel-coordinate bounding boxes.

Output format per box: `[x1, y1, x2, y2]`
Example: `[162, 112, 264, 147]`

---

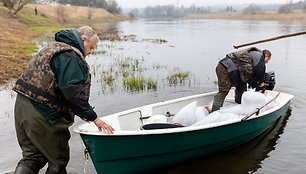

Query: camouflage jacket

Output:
[226, 47, 262, 83]
[13, 42, 91, 114]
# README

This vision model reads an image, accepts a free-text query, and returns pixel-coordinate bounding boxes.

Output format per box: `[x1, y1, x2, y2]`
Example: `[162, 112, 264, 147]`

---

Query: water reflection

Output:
[148, 109, 292, 174]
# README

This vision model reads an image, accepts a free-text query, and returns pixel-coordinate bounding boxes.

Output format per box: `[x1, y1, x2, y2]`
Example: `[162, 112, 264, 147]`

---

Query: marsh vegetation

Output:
[90, 50, 193, 93]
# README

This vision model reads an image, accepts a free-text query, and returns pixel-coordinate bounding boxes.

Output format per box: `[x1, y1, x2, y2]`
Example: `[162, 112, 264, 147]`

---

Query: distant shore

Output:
[187, 11, 306, 23]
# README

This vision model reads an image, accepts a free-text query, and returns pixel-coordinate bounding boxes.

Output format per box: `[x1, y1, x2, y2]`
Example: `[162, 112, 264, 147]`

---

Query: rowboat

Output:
[73, 90, 293, 174]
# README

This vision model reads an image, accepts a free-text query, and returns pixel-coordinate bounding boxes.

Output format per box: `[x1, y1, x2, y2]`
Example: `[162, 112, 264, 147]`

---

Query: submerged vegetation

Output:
[90, 46, 194, 94]
[123, 75, 146, 91]
[166, 70, 190, 86]
[96, 57, 158, 93]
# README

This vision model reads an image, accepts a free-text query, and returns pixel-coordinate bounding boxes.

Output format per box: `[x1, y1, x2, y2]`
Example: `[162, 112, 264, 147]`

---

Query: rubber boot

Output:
[211, 95, 226, 112]
[235, 90, 244, 104]
[235, 84, 247, 104]
[14, 165, 35, 174]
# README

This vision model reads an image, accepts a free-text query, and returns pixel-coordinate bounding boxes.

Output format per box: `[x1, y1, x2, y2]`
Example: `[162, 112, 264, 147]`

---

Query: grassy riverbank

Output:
[0, 3, 126, 84]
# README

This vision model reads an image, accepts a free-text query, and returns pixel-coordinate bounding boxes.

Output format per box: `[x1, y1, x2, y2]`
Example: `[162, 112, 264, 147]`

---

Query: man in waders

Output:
[211, 47, 272, 112]
[13, 26, 114, 174]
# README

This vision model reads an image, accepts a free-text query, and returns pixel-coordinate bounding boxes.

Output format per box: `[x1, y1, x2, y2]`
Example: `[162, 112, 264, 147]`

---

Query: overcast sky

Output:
[116, 0, 292, 8]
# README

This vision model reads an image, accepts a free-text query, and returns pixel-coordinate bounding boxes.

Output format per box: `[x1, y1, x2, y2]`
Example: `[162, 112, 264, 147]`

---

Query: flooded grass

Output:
[166, 70, 190, 86]
[101, 33, 169, 43]
[102, 72, 115, 88]
[153, 64, 166, 70]
[90, 52, 195, 93]
[146, 78, 158, 90]
[92, 56, 160, 93]
[91, 50, 107, 55]
[123, 75, 145, 91]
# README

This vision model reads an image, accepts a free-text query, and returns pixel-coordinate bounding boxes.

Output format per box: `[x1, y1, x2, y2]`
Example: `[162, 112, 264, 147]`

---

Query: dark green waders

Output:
[14, 94, 73, 174]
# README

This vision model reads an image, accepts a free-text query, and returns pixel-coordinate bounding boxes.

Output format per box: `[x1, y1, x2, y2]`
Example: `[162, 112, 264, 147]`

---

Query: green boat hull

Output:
[80, 101, 291, 174]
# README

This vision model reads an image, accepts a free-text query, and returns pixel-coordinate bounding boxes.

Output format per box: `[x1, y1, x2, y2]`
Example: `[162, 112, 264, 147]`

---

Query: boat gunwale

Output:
[73, 90, 294, 136]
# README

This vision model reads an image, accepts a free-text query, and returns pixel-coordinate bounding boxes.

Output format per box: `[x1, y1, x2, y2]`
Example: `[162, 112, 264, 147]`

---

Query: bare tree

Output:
[303, 3, 306, 13]
[1, 0, 32, 16]
[278, 3, 293, 14]
[128, 9, 138, 19]
[87, 7, 93, 20]
[56, 4, 68, 23]
[242, 4, 263, 15]
[106, 0, 121, 14]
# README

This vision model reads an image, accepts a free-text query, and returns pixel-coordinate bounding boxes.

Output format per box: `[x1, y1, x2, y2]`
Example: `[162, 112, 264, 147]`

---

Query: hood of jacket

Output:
[55, 29, 85, 56]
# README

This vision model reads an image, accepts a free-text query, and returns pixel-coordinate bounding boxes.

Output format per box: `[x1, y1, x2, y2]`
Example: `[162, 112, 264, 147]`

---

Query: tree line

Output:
[131, 5, 212, 18]
[278, 0, 306, 13]
[243, 0, 306, 15]
[128, 1, 306, 18]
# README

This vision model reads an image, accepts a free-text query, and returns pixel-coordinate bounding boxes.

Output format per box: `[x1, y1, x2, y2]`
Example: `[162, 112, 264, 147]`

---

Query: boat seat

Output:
[140, 123, 183, 130]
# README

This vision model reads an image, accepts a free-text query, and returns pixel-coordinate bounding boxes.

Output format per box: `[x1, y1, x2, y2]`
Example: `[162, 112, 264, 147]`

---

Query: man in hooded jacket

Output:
[13, 26, 114, 174]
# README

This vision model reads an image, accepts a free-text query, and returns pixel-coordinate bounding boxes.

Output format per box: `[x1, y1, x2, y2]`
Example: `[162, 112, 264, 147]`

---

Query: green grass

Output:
[123, 75, 145, 91]
[17, 10, 63, 37]
[166, 71, 190, 85]
[18, 43, 37, 55]
[31, 26, 65, 38]
[17, 12, 59, 27]
[31, 26, 64, 32]
[97, 58, 159, 92]
[122, 69, 129, 78]
[0, 5, 10, 16]
[102, 73, 115, 87]
[122, 75, 158, 92]
[13, 10, 65, 48]
[117, 59, 130, 69]
[146, 78, 157, 90]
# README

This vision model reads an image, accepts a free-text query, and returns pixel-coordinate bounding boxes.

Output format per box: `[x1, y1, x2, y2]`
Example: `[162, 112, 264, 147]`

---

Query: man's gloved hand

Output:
[256, 82, 265, 93]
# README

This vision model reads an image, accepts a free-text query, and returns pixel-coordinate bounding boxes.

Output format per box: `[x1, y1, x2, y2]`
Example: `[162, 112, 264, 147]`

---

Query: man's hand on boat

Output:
[93, 118, 115, 134]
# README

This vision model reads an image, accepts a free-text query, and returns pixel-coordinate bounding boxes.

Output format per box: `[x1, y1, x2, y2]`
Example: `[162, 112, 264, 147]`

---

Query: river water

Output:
[1, 19, 306, 174]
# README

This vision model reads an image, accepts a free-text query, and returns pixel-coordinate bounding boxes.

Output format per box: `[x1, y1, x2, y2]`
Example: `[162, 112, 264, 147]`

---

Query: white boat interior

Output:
[73, 90, 293, 135]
